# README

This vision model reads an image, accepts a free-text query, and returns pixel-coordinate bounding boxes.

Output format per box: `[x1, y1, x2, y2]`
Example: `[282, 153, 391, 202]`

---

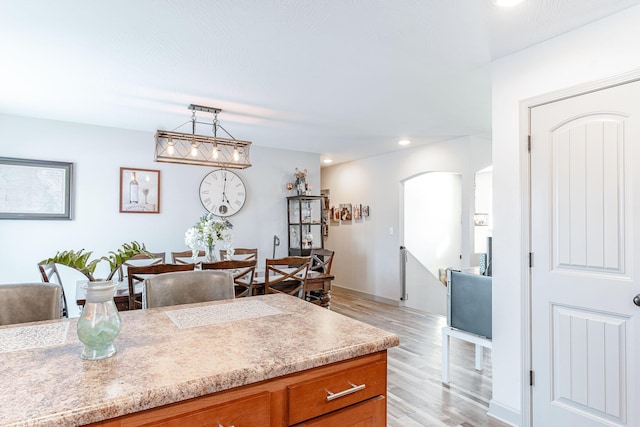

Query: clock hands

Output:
[221, 171, 228, 203]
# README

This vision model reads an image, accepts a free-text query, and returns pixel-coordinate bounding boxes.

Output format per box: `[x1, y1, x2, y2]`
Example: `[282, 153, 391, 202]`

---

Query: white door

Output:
[530, 81, 640, 426]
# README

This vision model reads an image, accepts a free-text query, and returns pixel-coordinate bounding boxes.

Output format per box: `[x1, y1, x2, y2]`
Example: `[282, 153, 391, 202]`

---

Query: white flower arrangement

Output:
[184, 214, 233, 259]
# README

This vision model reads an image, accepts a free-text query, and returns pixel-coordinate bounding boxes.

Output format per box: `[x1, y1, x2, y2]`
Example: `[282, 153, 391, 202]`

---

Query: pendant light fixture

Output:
[154, 105, 252, 169]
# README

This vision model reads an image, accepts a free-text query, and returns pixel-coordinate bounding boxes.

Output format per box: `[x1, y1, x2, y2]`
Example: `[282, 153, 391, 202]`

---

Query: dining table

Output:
[76, 269, 335, 310]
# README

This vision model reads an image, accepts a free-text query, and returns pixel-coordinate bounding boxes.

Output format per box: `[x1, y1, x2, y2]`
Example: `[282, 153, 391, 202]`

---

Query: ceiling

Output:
[1, 0, 638, 165]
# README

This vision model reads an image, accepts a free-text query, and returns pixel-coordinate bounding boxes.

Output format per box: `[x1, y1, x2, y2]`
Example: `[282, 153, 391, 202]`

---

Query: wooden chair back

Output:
[38, 262, 68, 318]
[144, 270, 234, 308]
[309, 248, 335, 274]
[118, 252, 165, 281]
[202, 259, 257, 298]
[219, 248, 258, 261]
[264, 256, 310, 298]
[127, 263, 194, 310]
[171, 250, 205, 265]
[0, 283, 62, 326]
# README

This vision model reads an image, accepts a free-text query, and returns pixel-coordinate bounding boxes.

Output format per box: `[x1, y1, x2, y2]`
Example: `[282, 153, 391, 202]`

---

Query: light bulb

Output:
[191, 144, 198, 157]
[212, 147, 219, 160]
[233, 147, 240, 161]
[167, 138, 175, 155]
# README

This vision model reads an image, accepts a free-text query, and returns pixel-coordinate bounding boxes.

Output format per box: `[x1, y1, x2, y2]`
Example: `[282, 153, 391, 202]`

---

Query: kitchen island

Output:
[0, 294, 399, 426]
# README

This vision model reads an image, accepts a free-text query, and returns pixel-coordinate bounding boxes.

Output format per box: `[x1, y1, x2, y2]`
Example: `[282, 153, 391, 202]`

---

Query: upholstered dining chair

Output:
[202, 259, 257, 297]
[0, 283, 62, 326]
[127, 263, 195, 310]
[219, 248, 258, 261]
[264, 256, 310, 298]
[118, 252, 166, 282]
[38, 262, 68, 318]
[144, 270, 235, 308]
[171, 250, 205, 265]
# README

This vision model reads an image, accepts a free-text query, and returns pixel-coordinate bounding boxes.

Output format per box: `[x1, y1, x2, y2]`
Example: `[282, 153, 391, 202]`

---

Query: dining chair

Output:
[0, 283, 62, 326]
[144, 270, 235, 308]
[38, 262, 68, 318]
[306, 249, 335, 306]
[118, 252, 166, 282]
[202, 259, 257, 298]
[219, 248, 258, 261]
[309, 248, 335, 274]
[127, 263, 195, 310]
[264, 256, 310, 298]
[171, 250, 205, 265]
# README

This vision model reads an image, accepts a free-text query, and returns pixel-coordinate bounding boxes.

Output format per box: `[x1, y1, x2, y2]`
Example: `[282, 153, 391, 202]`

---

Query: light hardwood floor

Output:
[330, 287, 511, 427]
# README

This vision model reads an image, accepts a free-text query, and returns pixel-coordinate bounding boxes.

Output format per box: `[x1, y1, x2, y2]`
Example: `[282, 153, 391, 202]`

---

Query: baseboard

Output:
[332, 285, 401, 307]
[488, 400, 521, 427]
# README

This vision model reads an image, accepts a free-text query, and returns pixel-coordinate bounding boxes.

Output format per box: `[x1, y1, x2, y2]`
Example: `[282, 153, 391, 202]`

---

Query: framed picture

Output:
[331, 206, 340, 222]
[120, 167, 160, 213]
[353, 204, 362, 219]
[0, 157, 73, 220]
[362, 205, 370, 217]
[339, 203, 352, 221]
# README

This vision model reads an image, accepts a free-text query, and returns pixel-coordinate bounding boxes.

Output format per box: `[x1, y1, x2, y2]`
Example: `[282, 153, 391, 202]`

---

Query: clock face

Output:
[199, 169, 246, 217]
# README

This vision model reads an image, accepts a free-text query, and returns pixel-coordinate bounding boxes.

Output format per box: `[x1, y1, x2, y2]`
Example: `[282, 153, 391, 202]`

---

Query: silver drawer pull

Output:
[325, 382, 366, 402]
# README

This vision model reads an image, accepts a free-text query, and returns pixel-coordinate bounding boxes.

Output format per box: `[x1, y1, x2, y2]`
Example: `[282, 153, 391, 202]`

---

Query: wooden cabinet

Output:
[92, 351, 388, 427]
[294, 395, 386, 426]
[287, 195, 324, 256]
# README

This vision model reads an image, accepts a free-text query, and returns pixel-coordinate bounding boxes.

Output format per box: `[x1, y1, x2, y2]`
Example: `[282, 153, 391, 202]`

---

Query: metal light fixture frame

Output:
[154, 104, 252, 169]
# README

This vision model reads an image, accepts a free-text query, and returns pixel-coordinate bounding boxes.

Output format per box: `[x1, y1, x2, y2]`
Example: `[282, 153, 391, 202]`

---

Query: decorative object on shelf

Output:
[119, 167, 160, 214]
[77, 281, 121, 360]
[286, 182, 293, 196]
[287, 195, 324, 256]
[294, 168, 307, 195]
[40, 242, 150, 360]
[155, 104, 252, 169]
[0, 157, 73, 220]
[185, 213, 233, 262]
[199, 169, 246, 217]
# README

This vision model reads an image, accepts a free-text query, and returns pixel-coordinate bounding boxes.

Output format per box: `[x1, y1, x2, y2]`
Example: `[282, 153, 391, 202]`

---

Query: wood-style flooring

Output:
[330, 287, 511, 427]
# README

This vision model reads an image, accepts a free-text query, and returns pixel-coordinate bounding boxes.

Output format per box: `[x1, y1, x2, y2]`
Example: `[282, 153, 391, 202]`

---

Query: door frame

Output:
[520, 69, 640, 427]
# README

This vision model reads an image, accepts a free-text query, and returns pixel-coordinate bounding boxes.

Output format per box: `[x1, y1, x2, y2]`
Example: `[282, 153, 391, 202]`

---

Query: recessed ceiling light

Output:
[398, 140, 411, 146]
[492, 0, 525, 7]
[323, 158, 333, 164]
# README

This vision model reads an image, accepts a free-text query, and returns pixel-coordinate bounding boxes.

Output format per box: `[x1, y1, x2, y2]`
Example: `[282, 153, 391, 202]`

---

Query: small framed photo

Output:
[353, 204, 362, 219]
[339, 203, 353, 221]
[331, 206, 340, 222]
[120, 167, 160, 213]
[0, 157, 73, 220]
[362, 205, 370, 217]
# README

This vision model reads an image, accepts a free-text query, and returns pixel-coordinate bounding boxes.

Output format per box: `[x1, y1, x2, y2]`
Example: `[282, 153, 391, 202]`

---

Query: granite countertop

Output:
[0, 294, 399, 427]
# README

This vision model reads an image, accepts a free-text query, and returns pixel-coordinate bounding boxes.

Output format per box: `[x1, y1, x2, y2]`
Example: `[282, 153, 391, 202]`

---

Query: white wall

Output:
[491, 5, 640, 425]
[0, 113, 319, 310]
[320, 136, 491, 302]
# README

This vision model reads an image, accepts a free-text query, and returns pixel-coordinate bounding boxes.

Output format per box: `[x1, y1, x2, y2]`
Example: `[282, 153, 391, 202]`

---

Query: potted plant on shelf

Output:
[39, 241, 151, 361]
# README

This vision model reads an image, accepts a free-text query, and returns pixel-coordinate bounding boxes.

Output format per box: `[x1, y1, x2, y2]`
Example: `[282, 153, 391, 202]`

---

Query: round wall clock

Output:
[199, 169, 247, 217]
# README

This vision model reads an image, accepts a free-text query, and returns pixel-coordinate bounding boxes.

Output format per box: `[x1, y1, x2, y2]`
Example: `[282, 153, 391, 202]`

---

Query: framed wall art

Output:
[120, 167, 160, 213]
[0, 157, 74, 220]
[339, 203, 352, 221]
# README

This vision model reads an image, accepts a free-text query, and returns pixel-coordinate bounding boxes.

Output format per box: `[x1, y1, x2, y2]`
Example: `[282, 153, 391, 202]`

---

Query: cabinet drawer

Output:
[287, 360, 386, 425]
[104, 391, 270, 427]
[294, 395, 386, 426]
